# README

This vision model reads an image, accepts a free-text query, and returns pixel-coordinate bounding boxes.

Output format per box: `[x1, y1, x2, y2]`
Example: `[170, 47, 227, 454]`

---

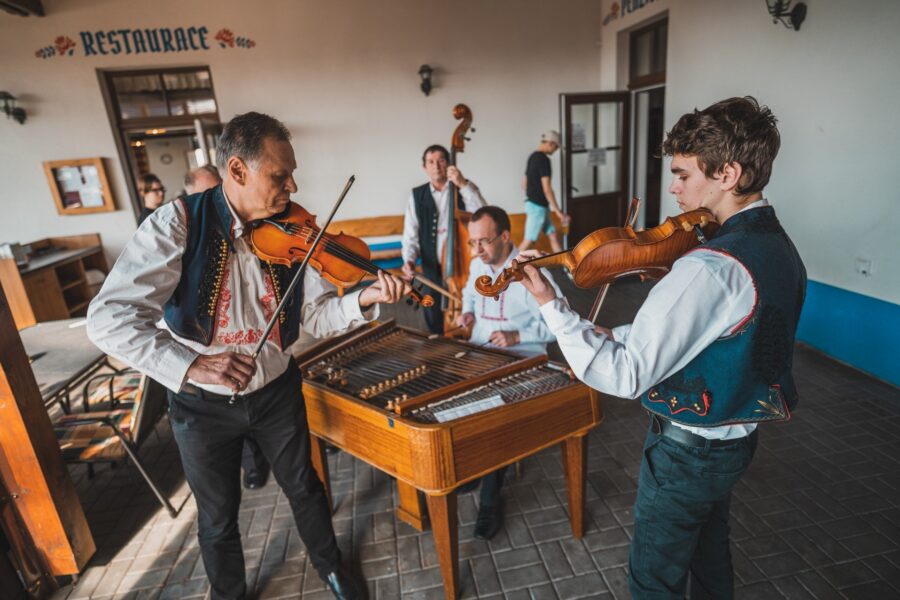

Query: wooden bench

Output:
[326, 211, 564, 272]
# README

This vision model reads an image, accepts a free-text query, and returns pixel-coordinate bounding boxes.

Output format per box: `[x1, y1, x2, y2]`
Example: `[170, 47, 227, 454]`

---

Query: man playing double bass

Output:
[401, 144, 486, 333]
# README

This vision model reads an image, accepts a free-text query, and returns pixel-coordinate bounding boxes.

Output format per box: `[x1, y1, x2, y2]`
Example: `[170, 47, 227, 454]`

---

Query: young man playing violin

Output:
[401, 144, 486, 333]
[515, 97, 806, 599]
[88, 112, 410, 600]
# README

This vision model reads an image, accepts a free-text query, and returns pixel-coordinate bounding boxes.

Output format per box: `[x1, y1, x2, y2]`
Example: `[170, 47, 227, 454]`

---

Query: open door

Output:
[559, 92, 630, 244]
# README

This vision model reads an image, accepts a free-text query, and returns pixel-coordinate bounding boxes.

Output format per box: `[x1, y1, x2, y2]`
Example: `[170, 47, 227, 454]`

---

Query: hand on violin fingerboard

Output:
[514, 257, 558, 306]
[359, 270, 412, 307]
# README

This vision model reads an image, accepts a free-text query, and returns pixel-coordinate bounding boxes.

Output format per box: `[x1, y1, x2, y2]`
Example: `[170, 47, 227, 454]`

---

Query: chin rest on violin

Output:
[475, 208, 720, 299]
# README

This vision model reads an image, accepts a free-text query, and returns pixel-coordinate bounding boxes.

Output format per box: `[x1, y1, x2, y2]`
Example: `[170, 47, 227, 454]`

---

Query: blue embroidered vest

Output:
[412, 183, 464, 284]
[162, 186, 304, 348]
[641, 205, 806, 426]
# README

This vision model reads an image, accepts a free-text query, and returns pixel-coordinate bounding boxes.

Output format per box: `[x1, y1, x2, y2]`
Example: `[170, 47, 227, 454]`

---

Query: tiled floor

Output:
[51, 279, 900, 599]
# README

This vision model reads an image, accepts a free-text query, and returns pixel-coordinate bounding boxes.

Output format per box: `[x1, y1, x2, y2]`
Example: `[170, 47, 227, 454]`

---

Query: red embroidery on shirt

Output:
[218, 328, 265, 345]
[216, 268, 232, 329]
[260, 270, 282, 348]
[479, 293, 507, 321]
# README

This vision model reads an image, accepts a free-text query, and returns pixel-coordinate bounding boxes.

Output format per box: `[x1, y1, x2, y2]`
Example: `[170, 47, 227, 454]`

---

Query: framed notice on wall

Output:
[42, 157, 116, 215]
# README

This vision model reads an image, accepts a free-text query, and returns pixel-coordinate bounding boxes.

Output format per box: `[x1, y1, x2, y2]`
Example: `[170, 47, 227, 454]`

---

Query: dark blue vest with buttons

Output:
[640, 205, 806, 426]
[162, 186, 304, 348]
[412, 183, 464, 284]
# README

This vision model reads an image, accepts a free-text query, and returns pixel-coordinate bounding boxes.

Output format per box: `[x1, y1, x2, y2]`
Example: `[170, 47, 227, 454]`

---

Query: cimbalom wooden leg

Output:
[425, 492, 458, 600]
[563, 434, 587, 538]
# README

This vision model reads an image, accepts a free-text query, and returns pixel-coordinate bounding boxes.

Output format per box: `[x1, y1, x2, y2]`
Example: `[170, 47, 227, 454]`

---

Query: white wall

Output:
[598, 0, 900, 304]
[0, 0, 602, 264]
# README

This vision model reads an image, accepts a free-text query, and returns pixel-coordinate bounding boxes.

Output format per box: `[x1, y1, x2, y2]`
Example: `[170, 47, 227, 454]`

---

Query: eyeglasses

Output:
[466, 234, 500, 249]
[147, 186, 166, 194]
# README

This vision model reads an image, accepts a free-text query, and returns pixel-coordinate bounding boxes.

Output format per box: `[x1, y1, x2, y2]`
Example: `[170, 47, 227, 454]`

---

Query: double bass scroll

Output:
[441, 103, 475, 332]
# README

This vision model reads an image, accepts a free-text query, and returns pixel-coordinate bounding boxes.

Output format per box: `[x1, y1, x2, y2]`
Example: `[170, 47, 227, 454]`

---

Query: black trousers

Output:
[167, 363, 339, 600]
[241, 438, 268, 473]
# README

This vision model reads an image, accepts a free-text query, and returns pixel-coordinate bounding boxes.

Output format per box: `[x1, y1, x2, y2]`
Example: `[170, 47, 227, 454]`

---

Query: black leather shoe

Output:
[474, 503, 502, 540]
[323, 566, 364, 600]
[242, 468, 269, 489]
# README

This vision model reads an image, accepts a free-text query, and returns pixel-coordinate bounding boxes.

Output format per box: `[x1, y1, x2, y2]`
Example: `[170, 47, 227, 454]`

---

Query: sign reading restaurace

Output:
[34, 27, 256, 59]
[81, 26, 211, 55]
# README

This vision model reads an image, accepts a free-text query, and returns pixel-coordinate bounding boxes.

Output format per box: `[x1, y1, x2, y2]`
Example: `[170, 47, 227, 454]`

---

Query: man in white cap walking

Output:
[520, 130, 569, 253]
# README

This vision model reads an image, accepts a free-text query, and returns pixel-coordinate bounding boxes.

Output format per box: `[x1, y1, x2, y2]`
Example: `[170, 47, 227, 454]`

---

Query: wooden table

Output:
[19, 318, 114, 413]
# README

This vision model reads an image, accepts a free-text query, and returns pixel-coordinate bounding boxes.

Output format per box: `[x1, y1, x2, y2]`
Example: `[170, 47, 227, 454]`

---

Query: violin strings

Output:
[275, 225, 426, 299]
[282, 225, 382, 274]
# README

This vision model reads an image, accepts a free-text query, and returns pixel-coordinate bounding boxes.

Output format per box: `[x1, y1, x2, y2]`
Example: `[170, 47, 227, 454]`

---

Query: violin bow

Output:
[586, 197, 641, 324]
[229, 175, 356, 403]
[412, 274, 461, 305]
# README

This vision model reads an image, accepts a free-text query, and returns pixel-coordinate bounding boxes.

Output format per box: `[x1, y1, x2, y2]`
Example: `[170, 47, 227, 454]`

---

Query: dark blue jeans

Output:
[628, 427, 758, 600]
[168, 364, 339, 600]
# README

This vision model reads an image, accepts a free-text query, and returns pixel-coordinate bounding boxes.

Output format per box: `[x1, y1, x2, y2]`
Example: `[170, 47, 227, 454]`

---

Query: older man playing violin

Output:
[88, 112, 408, 600]
[512, 98, 806, 599]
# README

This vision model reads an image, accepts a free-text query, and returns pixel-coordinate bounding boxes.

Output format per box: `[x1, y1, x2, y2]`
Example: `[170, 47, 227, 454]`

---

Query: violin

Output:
[440, 103, 475, 330]
[475, 208, 720, 299]
[250, 202, 434, 307]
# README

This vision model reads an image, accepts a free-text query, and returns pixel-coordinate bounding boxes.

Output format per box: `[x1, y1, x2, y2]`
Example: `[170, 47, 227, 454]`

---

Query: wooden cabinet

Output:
[0, 234, 108, 329]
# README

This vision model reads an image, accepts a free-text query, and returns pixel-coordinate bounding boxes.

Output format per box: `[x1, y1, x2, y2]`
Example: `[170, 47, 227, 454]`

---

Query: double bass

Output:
[440, 103, 475, 332]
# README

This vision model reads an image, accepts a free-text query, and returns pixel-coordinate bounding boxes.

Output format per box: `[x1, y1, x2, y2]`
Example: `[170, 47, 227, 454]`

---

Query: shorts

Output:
[523, 199, 556, 242]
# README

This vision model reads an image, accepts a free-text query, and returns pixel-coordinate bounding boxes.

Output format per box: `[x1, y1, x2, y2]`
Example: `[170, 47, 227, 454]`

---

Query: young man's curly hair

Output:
[662, 97, 780, 196]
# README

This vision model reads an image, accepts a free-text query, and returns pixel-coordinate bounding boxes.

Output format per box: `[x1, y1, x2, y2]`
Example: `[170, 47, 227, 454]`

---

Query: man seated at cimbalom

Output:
[454, 205, 560, 539]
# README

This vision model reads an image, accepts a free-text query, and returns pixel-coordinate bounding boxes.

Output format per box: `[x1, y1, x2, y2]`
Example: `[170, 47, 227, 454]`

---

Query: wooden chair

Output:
[52, 374, 178, 517]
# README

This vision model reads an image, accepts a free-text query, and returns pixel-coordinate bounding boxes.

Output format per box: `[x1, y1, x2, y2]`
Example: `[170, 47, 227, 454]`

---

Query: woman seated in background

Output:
[137, 173, 166, 225]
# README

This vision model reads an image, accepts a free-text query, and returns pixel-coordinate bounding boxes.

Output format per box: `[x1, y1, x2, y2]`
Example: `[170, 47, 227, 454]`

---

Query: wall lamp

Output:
[418, 64, 433, 97]
[0, 91, 26, 124]
[766, 0, 807, 31]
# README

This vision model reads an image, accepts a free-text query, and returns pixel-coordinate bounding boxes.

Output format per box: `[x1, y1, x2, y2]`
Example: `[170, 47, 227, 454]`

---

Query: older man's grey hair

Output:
[216, 112, 291, 172]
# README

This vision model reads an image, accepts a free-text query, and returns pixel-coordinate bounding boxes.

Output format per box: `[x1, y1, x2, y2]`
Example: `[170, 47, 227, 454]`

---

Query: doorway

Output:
[559, 92, 630, 245]
[628, 17, 667, 229]
[97, 66, 222, 221]
[631, 85, 665, 229]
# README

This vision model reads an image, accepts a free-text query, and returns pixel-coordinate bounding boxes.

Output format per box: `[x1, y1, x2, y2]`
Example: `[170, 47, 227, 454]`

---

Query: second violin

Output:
[475, 208, 719, 299]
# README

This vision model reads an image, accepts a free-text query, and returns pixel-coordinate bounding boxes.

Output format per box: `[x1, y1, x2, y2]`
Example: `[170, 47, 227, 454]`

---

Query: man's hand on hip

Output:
[186, 352, 257, 393]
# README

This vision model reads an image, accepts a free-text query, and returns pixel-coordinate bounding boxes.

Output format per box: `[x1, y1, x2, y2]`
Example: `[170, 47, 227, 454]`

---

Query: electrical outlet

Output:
[855, 258, 872, 277]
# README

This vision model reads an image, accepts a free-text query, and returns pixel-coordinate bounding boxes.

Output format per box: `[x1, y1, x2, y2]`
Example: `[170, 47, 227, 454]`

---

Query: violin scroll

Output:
[474, 271, 522, 301]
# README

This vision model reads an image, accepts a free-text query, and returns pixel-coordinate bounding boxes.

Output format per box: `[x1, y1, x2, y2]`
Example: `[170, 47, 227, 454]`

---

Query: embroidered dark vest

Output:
[641, 206, 807, 426]
[162, 187, 304, 348]
[412, 183, 464, 284]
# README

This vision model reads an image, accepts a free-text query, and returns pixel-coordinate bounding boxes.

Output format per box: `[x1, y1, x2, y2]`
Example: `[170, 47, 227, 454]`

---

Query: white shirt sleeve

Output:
[539, 252, 755, 399]
[460, 181, 486, 211]
[401, 191, 420, 265]
[299, 273, 379, 339]
[86, 203, 200, 392]
[461, 258, 477, 316]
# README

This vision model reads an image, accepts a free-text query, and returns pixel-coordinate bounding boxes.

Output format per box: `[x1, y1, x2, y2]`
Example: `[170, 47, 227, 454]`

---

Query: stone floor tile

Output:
[554, 572, 608, 599]
[497, 563, 550, 591]
[818, 560, 879, 589]
[734, 581, 785, 599]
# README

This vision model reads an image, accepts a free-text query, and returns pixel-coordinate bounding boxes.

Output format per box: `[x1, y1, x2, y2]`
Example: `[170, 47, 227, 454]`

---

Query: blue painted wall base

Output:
[796, 280, 899, 388]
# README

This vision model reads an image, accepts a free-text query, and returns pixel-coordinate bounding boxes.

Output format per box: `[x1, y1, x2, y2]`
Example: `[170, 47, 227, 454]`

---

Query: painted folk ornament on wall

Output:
[34, 26, 256, 59]
[603, 0, 657, 26]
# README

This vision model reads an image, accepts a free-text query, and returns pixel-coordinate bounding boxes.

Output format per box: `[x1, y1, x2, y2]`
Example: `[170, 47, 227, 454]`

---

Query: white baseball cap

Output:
[541, 130, 561, 145]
